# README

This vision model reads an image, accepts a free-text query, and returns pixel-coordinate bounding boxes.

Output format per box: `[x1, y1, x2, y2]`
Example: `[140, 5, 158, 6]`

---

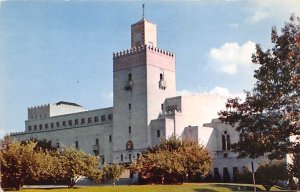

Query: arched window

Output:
[222, 131, 231, 151]
[126, 140, 134, 150]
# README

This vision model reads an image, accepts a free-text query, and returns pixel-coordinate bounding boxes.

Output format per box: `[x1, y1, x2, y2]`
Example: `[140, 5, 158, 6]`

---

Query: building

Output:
[11, 17, 266, 181]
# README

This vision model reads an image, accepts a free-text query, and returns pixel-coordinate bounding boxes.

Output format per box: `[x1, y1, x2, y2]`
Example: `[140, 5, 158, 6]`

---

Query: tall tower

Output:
[112, 18, 176, 162]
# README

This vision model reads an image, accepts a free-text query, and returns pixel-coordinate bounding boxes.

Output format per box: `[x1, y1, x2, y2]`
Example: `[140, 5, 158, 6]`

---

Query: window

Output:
[68, 120, 72, 126]
[108, 114, 113, 121]
[223, 153, 228, 158]
[101, 115, 106, 122]
[81, 118, 85, 125]
[214, 168, 221, 181]
[109, 135, 112, 142]
[88, 117, 92, 124]
[75, 119, 79, 125]
[160, 73, 163, 80]
[157, 130, 160, 137]
[222, 131, 231, 151]
[161, 104, 164, 110]
[39, 124, 43, 130]
[101, 156, 105, 164]
[128, 73, 132, 81]
[137, 153, 140, 159]
[94, 116, 99, 123]
[96, 138, 99, 145]
[129, 103, 131, 110]
[45, 124, 48, 129]
[51, 123, 54, 128]
[121, 154, 124, 161]
[129, 126, 131, 134]
[34, 125, 37, 130]
[129, 154, 132, 161]
[56, 122, 60, 127]
[75, 141, 79, 149]
[233, 167, 239, 182]
[126, 140, 134, 150]
[28, 126, 32, 131]
[62, 121, 66, 126]
[223, 167, 230, 182]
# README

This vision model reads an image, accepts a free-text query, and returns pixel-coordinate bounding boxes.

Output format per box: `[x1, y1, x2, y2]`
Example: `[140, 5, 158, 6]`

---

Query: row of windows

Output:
[119, 152, 140, 162]
[28, 114, 113, 132]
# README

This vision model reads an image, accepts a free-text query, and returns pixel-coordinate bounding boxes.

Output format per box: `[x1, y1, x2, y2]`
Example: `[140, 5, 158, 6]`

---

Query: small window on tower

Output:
[129, 104, 131, 110]
[109, 135, 112, 142]
[157, 130, 160, 137]
[129, 126, 131, 134]
[128, 73, 132, 81]
[160, 73, 163, 80]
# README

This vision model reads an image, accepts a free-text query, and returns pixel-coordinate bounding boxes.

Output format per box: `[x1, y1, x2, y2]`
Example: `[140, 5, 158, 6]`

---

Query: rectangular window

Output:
[108, 114, 113, 121]
[129, 126, 131, 134]
[88, 117, 92, 124]
[39, 124, 43, 130]
[102, 157, 105, 164]
[121, 154, 123, 161]
[28, 126, 32, 131]
[75, 141, 79, 149]
[62, 121, 66, 126]
[157, 130, 160, 137]
[68, 120, 72, 126]
[81, 118, 85, 125]
[137, 153, 140, 159]
[94, 116, 99, 123]
[101, 115, 106, 122]
[45, 124, 48, 129]
[128, 103, 131, 110]
[75, 119, 79, 125]
[51, 123, 54, 128]
[109, 135, 112, 142]
[34, 125, 37, 130]
[161, 104, 164, 110]
[129, 154, 132, 161]
[96, 138, 99, 145]
[56, 122, 60, 127]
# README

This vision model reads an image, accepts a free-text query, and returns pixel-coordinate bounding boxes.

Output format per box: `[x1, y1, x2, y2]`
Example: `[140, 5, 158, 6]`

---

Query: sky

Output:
[0, 0, 299, 137]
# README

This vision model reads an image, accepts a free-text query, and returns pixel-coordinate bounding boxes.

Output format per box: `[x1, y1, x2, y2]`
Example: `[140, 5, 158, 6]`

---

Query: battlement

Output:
[113, 44, 175, 59]
[28, 104, 49, 110]
[11, 131, 26, 136]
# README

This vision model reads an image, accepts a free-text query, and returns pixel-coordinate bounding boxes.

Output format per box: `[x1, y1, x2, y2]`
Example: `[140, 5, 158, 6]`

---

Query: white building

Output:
[11, 17, 265, 181]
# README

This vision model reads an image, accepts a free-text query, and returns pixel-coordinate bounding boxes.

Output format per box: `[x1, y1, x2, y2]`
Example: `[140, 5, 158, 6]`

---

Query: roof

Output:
[56, 101, 82, 107]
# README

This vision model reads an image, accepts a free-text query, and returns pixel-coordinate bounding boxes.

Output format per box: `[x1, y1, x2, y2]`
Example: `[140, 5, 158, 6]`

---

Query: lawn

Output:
[8, 183, 290, 192]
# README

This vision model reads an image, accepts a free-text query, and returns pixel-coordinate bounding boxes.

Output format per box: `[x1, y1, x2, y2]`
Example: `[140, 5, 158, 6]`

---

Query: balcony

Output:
[124, 80, 133, 91]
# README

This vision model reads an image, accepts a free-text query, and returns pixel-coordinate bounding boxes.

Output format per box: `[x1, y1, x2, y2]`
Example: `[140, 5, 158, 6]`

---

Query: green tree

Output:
[55, 147, 102, 188]
[219, 15, 300, 159]
[131, 136, 212, 184]
[102, 163, 124, 186]
[0, 137, 51, 190]
[255, 160, 288, 191]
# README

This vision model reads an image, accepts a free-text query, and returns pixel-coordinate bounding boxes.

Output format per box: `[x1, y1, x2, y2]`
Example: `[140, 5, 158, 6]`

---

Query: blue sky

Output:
[1, 0, 299, 137]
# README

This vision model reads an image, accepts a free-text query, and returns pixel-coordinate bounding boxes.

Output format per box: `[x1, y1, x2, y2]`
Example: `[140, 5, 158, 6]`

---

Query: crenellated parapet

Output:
[28, 104, 49, 110]
[10, 131, 26, 136]
[113, 44, 175, 59]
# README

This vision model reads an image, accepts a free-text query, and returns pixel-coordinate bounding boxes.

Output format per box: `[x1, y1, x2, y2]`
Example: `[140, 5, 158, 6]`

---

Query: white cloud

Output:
[209, 41, 256, 74]
[246, 0, 300, 23]
[101, 91, 113, 104]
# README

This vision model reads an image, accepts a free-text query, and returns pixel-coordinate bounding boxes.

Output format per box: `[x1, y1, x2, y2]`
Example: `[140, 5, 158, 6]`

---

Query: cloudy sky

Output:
[1, 0, 299, 137]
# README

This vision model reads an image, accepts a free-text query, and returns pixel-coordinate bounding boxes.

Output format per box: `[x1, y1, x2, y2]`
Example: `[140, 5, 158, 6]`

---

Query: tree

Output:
[219, 15, 300, 159]
[288, 145, 300, 190]
[255, 160, 288, 191]
[131, 136, 212, 184]
[0, 137, 52, 190]
[55, 147, 102, 188]
[102, 163, 125, 186]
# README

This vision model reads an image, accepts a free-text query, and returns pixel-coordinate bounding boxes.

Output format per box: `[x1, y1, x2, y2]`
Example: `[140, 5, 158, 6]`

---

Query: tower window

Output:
[129, 103, 131, 110]
[222, 131, 231, 151]
[75, 141, 79, 149]
[96, 138, 99, 145]
[109, 135, 112, 142]
[129, 154, 132, 161]
[121, 154, 124, 161]
[161, 104, 164, 110]
[128, 73, 132, 81]
[129, 126, 131, 134]
[157, 130, 160, 137]
[160, 73, 163, 80]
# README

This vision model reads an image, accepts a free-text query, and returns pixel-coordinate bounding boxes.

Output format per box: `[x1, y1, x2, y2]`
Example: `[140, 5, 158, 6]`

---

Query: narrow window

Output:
[129, 103, 131, 110]
[137, 153, 140, 159]
[96, 138, 99, 145]
[109, 135, 112, 142]
[102, 157, 105, 164]
[94, 116, 99, 123]
[68, 120, 72, 126]
[39, 124, 43, 130]
[161, 104, 164, 110]
[129, 126, 131, 134]
[81, 118, 85, 125]
[34, 125, 37, 130]
[108, 114, 113, 121]
[101, 115, 106, 122]
[160, 73, 163, 80]
[75, 141, 79, 149]
[128, 73, 132, 81]
[45, 124, 48, 129]
[129, 154, 132, 161]
[51, 123, 54, 128]
[62, 121, 66, 126]
[121, 154, 123, 161]
[28, 126, 32, 131]
[88, 117, 92, 124]
[157, 130, 160, 137]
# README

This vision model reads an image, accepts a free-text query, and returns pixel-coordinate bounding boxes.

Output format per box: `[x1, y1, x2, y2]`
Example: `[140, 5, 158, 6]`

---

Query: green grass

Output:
[8, 183, 292, 192]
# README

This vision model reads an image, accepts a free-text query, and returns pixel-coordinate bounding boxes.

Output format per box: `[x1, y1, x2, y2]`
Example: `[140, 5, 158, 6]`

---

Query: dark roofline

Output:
[56, 101, 82, 107]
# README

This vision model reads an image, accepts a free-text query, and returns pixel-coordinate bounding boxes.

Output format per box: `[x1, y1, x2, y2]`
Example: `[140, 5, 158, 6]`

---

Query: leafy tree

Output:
[255, 160, 288, 191]
[219, 14, 300, 160]
[102, 163, 125, 186]
[288, 145, 300, 190]
[0, 137, 52, 190]
[131, 136, 212, 184]
[55, 147, 102, 188]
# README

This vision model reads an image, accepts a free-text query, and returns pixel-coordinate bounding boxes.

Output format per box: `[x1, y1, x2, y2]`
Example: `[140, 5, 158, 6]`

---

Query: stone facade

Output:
[11, 17, 266, 181]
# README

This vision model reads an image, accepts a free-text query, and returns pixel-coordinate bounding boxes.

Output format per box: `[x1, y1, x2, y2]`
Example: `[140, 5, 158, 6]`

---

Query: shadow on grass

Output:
[193, 183, 262, 192]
